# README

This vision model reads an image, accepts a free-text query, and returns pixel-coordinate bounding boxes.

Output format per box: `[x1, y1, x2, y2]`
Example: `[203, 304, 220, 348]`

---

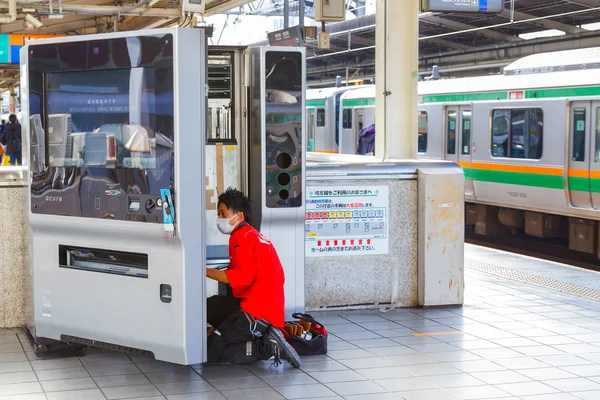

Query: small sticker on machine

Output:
[438, 203, 454, 208]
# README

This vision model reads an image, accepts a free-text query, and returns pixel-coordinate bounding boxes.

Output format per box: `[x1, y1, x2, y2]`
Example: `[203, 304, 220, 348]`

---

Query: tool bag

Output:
[280, 313, 327, 356]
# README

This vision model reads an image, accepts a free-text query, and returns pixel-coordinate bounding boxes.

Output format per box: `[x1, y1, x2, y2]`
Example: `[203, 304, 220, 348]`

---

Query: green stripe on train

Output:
[423, 91, 509, 103]
[465, 169, 564, 190]
[342, 98, 376, 107]
[307, 100, 327, 107]
[524, 86, 600, 99]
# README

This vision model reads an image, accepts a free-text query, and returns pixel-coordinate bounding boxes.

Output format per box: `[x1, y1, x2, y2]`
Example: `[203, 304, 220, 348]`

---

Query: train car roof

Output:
[340, 84, 375, 100]
[504, 46, 600, 75]
[306, 86, 359, 100]
[418, 68, 600, 96]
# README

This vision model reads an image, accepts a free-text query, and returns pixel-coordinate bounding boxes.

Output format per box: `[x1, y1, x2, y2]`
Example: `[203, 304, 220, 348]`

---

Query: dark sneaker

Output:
[262, 327, 302, 369]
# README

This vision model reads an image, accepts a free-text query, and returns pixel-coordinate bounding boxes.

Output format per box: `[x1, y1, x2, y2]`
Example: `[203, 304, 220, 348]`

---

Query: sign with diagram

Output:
[305, 186, 389, 257]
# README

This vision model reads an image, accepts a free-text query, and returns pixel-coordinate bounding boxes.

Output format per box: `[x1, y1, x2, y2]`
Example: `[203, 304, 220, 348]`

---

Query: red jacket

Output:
[225, 223, 286, 328]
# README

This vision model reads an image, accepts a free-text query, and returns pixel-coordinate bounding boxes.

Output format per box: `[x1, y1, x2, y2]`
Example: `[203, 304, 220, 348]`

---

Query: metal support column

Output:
[284, 0, 289, 29]
[299, 0, 304, 28]
[375, 0, 418, 160]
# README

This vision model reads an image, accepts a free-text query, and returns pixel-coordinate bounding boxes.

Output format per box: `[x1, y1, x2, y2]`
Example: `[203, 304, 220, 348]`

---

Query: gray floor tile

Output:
[260, 373, 318, 387]
[514, 345, 567, 357]
[450, 340, 502, 350]
[300, 360, 349, 372]
[0, 394, 48, 400]
[447, 385, 512, 400]
[41, 377, 97, 392]
[327, 341, 358, 351]
[0, 343, 24, 354]
[156, 380, 214, 395]
[222, 387, 284, 400]
[0, 382, 43, 396]
[394, 388, 461, 400]
[494, 382, 560, 396]
[491, 357, 550, 370]
[536, 355, 592, 367]
[532, 336, 582, 345]
[94, 374, 151, 388]
[367, 346, 417, 357]
[0, 353, 30, 363]
[145, 370, 202, 384]
[375, 376, 439, 392]
[543, 377, 600, 392]
[36, 368, 90, 381]
[333, 331, 382, 341]
[326, 349, 375, 360]
[406, 343, 459, 353]
[344, 394, 401, 400]
[136, 361, 188, 374]
[308, 370, 367, 383]
[325, 380, 388, 396]
[102, 384, 162, 399]
[274, 383, 337, 399]
[563, 364, 600, 377]
[470, 347, 531, 359]
[572, 390, 600, 400]
[450, 360, 506, 373]
[553, 344, 600, 354]
[427, 373, 486, 388]
[375, 329, 418, 338]
[470, 370, 531, 385]
[339, 357, 395, 369]
[30, 359, 82, 371]
[348, 338, 398, 348]
[391, 336, 440, 346]
[0, 362, 31, 374]
[384, 353, 440, 366]
[426, 351, 482, 362]
[520, 394, 580, 400]
[0, 371, 38, 385]
[87, 363, 141, 377]
[326, 324, 367, 334]
[404, 362, 462, 377]
[167, 393, 225, 400]
[244, 361, 304, 377]
[80, 354, 132, 367]
[46, 389, 106, 400]
[355, 367, 414, 380]
[209, 376, 266, 391]
[516, 367, 578, 380]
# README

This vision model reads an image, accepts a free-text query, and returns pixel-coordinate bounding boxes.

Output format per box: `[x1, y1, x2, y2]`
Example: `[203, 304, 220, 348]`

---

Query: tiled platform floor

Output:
[5, 265, 600, 398]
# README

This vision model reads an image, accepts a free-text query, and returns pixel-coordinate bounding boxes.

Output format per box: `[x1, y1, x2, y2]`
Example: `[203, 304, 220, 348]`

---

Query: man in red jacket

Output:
[205, 187, 301, 368]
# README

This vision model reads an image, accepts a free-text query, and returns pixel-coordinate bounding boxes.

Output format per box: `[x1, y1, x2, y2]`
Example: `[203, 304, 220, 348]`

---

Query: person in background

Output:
[356, 123, 375, 156]
[0, 120, 6, 135]
[0, 115, 22, 165]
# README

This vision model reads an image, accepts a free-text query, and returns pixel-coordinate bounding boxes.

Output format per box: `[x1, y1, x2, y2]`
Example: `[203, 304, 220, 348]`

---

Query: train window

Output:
[491, 108, 543, 160]
[343, 109, 352, 129]
[418, 111, 428, 153]
[462, 110, 471, 155]
[596, 107, 600, 162]
[447, 110, 457, 155]
[317, 108, 325, 127]
[573, 108, 586, 162]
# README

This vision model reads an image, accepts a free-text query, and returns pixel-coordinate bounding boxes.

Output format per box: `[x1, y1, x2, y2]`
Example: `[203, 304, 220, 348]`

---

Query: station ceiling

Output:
[0, 1, 599, 88]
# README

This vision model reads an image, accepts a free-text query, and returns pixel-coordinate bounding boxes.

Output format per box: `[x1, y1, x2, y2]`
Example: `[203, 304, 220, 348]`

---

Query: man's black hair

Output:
[1, 120, 5, 124]
[218, 187, 252, 224]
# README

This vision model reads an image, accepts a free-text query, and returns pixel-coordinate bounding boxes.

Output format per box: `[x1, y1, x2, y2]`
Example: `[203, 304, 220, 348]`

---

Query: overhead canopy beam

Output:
[421, 37, 469, 50]
[500, 9, 585, 34]
[421, 15, 519, 42]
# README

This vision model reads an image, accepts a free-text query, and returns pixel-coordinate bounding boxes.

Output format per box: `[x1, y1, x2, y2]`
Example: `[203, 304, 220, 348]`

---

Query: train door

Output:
[444, 105, 474, 197]
[307, 109, 315, 152]
[568, 102, 592, 208]
[590, 101, 600, 209]
[354, 109, 365, 153]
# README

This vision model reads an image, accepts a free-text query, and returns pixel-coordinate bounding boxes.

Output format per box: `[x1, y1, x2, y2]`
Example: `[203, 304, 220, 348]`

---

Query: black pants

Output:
[206, 295, 268, 364]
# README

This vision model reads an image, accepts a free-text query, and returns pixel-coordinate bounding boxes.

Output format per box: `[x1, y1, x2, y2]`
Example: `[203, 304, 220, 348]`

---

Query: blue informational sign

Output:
[421, 0, 504, 13]
[161, 189, 175, 232]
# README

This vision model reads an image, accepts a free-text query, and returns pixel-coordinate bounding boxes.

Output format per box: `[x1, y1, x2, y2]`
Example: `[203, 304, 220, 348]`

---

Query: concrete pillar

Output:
[8, 87, 17, 114]
[375, 0, 419, 160]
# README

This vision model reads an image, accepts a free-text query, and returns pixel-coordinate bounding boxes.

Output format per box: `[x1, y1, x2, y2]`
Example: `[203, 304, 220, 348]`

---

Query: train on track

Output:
[307, 47, 600, 260]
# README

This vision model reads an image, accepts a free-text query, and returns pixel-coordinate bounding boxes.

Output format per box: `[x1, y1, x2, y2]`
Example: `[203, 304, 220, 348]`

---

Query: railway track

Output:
[465, 226, 600, 273]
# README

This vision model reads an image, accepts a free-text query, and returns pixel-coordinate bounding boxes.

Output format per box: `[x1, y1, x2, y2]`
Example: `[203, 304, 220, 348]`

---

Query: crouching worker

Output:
[205, 187, 302, 368]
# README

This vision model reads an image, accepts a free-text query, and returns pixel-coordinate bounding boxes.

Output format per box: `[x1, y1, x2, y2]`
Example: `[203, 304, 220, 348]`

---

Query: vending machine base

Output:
[22, 328, 85, 360]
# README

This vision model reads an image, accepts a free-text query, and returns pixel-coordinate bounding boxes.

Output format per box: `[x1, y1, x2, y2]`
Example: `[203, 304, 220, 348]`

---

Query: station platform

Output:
[2, 245, 600, 399]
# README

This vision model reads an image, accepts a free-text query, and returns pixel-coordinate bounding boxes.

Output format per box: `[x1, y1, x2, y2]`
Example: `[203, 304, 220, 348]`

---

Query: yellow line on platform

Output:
[413, 331, 462, 337]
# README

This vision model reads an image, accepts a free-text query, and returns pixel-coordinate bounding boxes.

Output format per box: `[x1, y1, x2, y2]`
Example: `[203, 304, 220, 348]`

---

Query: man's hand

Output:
[206, 268, 230, 284]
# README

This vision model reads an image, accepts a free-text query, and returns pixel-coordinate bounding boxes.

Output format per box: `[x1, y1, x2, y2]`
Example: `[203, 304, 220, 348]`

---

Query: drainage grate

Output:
[466, 258, 600, 301]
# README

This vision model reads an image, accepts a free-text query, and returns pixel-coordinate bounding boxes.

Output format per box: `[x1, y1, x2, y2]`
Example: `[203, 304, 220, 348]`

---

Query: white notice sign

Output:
[305, 186, 389, 257]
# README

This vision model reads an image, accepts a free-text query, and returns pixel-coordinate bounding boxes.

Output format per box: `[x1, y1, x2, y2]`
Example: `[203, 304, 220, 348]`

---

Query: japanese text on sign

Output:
[305, 185, 389, 257]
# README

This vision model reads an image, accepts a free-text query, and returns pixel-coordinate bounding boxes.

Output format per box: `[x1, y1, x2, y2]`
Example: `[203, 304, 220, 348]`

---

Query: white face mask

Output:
[217, 215, 239, 235]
